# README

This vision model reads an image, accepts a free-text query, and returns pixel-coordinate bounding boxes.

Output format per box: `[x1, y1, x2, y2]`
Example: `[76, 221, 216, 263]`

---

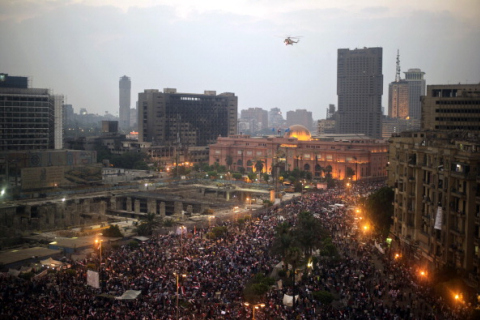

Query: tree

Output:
[134, 161, 150, 170]
[254, 160, 264, 173]
[207, 171, 218, 179]
[271, 222, 295, 259]
[346, 167, 355, 179]
[365, 186, 394, 237]
[232, 173, 243, 180]
[110, 151, 148, 169]
[263, 173, 270, 184]
[247, 172, 257, 182]
[243, 273, 275, 303]
[103, 225, 123, 238]
[324, 165, 332, 178]
[136, 213, 161, 236]
[225, 155, 233, 171]
[294, 211, 326, 258]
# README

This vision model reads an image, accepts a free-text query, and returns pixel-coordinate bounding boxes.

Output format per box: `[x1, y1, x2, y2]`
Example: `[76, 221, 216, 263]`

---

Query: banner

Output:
[434, 206, 442, 230]
[87, 270, 100, 289]
[282, 294, 299, 307]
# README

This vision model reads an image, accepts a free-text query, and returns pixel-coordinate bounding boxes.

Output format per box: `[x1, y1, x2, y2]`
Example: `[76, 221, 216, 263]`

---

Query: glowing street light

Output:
[174, 272, 187, 320]
[208, 215, 215, 227]
[244, 302, 265, 320]
[95, 239, 103, 263]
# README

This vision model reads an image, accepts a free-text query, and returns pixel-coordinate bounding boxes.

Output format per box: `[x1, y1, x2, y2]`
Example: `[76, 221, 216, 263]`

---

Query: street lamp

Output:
[178, 226, 187, 254]
[95, 239, 103, 264]
[174, 272, 187, 320]
[208, 215, 215, 228]
[244, 302, 265, 320]
[95, 238, 103, 291]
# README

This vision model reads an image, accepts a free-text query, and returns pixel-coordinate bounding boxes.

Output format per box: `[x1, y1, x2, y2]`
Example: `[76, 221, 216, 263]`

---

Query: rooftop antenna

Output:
[395, 49, 401, 82]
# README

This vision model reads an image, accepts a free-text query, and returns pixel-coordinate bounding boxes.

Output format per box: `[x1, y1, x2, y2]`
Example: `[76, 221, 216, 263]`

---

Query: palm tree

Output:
[284, 246, 301, 309]
[271, 222, 294, 260]
[294, 211, 326, 258]
[226, 155, 233, 171]
[324, 165, 333, 178]
[136, 213, 161, 236]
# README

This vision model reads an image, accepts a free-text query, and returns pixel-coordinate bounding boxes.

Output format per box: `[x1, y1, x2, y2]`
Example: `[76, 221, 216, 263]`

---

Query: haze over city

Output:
[1, 0, 479, 119]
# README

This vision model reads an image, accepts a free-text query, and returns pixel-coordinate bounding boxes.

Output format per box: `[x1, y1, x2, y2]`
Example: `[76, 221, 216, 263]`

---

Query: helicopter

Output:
[284, 36, 301, 45]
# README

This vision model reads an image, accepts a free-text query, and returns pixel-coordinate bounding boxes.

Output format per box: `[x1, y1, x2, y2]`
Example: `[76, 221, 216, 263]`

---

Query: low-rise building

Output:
[209, 125, 388, 181]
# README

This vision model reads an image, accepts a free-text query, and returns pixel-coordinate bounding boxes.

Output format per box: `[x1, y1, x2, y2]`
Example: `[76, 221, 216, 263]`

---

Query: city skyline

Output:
[1, 0, 479, 120]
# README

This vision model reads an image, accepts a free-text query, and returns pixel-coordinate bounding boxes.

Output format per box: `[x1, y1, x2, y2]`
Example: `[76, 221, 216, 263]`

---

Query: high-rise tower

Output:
[0, 73, 62, 150]
[404, 68, 426, 120]
[336, 47, 383, 138]
[388, 51, 409, 119]
[119, 75, 131, 130]
[138, 88, 237, 146]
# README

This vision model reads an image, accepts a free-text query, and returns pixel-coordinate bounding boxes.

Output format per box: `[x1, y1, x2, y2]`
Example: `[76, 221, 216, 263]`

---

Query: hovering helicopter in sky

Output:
[284, 36, 301, 45]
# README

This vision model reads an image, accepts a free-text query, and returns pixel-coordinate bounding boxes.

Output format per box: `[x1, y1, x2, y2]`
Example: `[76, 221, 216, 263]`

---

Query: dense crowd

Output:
[0, 180, 475, 319]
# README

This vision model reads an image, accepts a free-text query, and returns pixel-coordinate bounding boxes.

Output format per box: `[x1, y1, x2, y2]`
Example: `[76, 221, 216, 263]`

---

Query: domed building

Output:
[284, 125, 312, 141]
[209, 124, 388, 181]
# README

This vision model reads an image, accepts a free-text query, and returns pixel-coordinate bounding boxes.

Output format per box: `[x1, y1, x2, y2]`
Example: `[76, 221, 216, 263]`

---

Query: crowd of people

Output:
[0, 180, 476, 319]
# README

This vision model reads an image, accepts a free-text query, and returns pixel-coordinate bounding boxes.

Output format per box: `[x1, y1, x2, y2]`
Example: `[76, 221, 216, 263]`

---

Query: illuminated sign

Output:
[280, 144, 297, 148]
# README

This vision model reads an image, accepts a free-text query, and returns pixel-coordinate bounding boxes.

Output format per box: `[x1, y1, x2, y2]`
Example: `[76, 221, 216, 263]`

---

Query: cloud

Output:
[2, 0, 479, 26]
[361, 6, 388, 15]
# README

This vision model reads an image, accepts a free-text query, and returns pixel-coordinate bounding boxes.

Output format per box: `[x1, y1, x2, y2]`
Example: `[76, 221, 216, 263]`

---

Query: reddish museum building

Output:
[209, 125, 388, 181]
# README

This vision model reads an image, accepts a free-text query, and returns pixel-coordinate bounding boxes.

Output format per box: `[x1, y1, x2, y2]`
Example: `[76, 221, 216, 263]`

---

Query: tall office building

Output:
[286, 109, 313, 130]
[336, 47, 383, 138]
[53, 95, 64, 150]
[138, 88, 237, 146]
[0, 73, 61, 151]
[404, 68, 426, 120]
[388, 81, 410, 119]
[388, 51, 409, 119]
[119, 75, 131, 130]
[268, 108, 285, 128]
[240, 108, 268, 131]
[421, 84, 480, 131]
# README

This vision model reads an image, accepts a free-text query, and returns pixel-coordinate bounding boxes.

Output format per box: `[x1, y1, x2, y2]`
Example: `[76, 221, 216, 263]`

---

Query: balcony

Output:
[449, 228, 465, 237]
[474, 238, 480, 246]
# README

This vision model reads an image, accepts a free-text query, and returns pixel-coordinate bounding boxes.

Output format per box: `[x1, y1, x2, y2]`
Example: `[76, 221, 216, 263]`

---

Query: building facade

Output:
[388, 130, 480, 286]
[286, 109, 313, 131]
[240, 108, 268, 132]
[209, 125, 388, 181]
[317, 119, 336, 135]
[268, 107, 285, 129]
[404, 68, 426, 120]
[138, 88, 237, 147]
[421, 84, 480, 131]
[388, 80, 409, 119]
[0, 73, 60, 151]
[336, 47, 383, 138]
[119, 75, 131, 130]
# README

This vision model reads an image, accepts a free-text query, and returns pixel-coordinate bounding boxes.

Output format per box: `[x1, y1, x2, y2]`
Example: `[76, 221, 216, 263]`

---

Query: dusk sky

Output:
[1, 0, 479, 120]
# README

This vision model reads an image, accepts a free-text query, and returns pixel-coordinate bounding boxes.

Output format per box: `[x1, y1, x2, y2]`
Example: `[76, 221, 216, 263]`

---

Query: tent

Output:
[115, 290, 142, 300]
[8, 269, 20, 277]
[40, 257, 63, 268]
